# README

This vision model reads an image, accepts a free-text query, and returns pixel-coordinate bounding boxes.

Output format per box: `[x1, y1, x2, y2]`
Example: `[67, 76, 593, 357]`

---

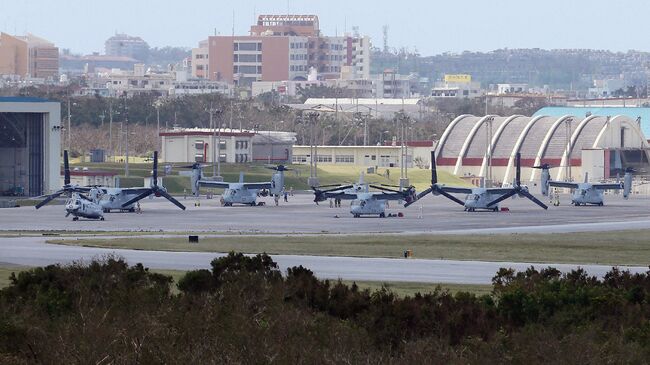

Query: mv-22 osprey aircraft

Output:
[406, 151, 548, 211]
[35, 150, 186, 214]
[536, 164, 633, 206]
[187, 163, 288, 206]
[312, 172, 417, 217]
[35, 150, 105, 220]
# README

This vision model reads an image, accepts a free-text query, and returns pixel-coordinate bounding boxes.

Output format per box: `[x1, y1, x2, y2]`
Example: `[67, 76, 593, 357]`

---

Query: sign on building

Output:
[444, 74, 472, 83]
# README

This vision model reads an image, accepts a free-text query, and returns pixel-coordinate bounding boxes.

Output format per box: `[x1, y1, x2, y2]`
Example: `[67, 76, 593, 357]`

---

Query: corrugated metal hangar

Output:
[436, 114, 650, 185]
[0, 97, 61, 196]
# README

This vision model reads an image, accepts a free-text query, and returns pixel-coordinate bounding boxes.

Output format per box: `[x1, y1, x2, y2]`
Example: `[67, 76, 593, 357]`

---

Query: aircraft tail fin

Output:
[270, 169, 285, 196]
[191, 163, 202, 196]
[623, 168, 633, 199]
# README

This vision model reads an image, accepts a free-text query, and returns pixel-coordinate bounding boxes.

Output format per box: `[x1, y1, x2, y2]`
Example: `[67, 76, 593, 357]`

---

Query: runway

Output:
[1, 193, 649, 284]
[1, 236, 647, 284]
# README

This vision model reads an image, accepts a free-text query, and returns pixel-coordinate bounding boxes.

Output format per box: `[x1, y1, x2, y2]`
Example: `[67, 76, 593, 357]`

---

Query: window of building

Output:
[194, 153, 205, 162]
[237, 54, 258, 63]
[219, 141, 226, 150]
[236, 42, 260, 51]
[317, 155, 332, 163]
[335, 155, 354, 163]
[292, 155, 308, 163]
[195, 141, 204, 150]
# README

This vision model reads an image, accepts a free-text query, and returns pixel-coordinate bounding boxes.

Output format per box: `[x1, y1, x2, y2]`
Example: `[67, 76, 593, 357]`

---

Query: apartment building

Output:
[201, 15, 369, 85]
[105, 33, 149, 62]
[0, 33, 28, 77]
[0, 33, 58, 80]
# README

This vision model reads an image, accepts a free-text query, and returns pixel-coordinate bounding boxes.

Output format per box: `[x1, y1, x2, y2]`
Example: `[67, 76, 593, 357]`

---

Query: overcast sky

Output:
[2, 0, 650, 55]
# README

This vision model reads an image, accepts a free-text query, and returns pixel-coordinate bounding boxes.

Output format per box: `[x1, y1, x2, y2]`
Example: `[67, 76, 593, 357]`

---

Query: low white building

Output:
[160, 128, 255, 163]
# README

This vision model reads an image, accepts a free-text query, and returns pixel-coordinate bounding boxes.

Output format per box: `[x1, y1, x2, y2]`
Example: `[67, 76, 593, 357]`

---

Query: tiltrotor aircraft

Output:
[64, 189, 105, 221]
[312, 173, 416, 217]
[34, 152, 105, 220]
[536, 164, 632, 206]
[406, 151, 548, 211]
[188, 164, 288, 206]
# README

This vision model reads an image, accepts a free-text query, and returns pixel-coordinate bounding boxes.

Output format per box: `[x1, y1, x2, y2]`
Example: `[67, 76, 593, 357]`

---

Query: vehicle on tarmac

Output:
[64, 189, 105, 221]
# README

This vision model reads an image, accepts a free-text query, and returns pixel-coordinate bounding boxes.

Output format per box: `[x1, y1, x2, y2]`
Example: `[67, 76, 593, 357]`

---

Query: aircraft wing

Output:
[439, 186, 473, 194]
[485, 188, 515, 195]
[197, 180, 231, 189]
[548, 181, 579, 189]
[593, 183, 623, 190]
[241, 182, 273, 190]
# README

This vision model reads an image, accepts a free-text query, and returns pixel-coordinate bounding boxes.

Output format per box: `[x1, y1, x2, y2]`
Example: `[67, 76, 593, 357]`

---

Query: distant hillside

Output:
[372, 48, 650, 90]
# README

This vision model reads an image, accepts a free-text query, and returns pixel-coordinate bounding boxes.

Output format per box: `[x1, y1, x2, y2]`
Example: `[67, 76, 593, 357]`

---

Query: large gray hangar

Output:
[0, 97, 61, 196]
[436, 114, 650, 185]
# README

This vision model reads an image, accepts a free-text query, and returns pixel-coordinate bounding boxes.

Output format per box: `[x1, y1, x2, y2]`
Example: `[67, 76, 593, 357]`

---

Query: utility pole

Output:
[67, 97, 71, 151]
[108, 99, 113, 161]
[307, 112, 319, 187]
[123, 94, 130, 177]
[208, 103, 222, 179]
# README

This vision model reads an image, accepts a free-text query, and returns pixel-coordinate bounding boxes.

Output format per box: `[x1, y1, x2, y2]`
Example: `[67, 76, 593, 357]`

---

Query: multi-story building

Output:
[191, 40, 209, 79]
[431, 74, 483, 99]
[106, 64, 174, 97]
[18, 33, 59, 80]
[202, 15, 369, 86]
[105, 33, 150, 62]
[0, 33, 28, 78]
[0, 32, 58, 80]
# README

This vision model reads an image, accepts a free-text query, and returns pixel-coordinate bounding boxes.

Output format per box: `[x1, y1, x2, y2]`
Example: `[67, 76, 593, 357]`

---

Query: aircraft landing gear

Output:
[379, 212, 386, 218]
[492, 207, 499, 212]
[598, 202, 604, 206]
[72, 217, 79, 221]
[100, 216, 105, 221]
[353, 214, 360, 218]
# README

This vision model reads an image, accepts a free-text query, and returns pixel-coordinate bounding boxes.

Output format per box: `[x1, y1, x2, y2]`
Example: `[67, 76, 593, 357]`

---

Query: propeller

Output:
[35, 150, 90, 209]
[404, 150, 466, 207]
[486, 153, 548, 210]
[121, 151, 186, 210]
[312, 184, 353, 203]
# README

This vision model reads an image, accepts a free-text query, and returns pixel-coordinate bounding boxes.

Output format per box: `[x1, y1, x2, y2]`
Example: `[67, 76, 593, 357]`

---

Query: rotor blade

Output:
[63, 150, 70, 186]
[158, 190, 186, 210]
[380, 183, 401, 188]
[369, 184, 401, 193]
[65, 212, 71, 217]
[515, 152, 521, 187]
[431, 150, 438, 185]
[486, 190, 517, 207]
[78, 193, 91, 201]
[315, 183, 345, 188]
[35, 191, 63, 209]
[519, 190, 548, 210]
[436, 188, 466, 206]
[321, 184, 354, 193]
[121, 189, 153, 207]
[404, 186, 432, 207]
[152, 151, 158, 187]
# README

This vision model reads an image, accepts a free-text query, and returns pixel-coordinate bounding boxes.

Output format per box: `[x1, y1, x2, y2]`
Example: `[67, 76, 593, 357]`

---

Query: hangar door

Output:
[0, 112, 44, 196]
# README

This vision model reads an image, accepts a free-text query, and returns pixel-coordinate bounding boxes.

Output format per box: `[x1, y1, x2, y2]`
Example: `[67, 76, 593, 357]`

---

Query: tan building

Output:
[0, 33, 58, 80]
[20, 33, 59, 80]
[0, 33, 28, 77]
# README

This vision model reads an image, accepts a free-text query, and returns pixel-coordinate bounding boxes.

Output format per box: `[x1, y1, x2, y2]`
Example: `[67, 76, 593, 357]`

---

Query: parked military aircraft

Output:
[119, 151, 186, 210]
[35, 150, 91, 209]
[537, 165, 632, 206]
[64, 189, 105, 221]
[312, 178, 416, 218]
[189, 164, 288, 206]
[406, 151, 548, 211]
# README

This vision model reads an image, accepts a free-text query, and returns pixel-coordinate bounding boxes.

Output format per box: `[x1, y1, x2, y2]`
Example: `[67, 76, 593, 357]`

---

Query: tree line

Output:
[1, 252, 649, 363]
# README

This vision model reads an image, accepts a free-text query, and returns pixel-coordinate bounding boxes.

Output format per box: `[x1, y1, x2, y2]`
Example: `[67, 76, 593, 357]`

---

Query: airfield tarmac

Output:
[1, 193, 649, 284]
[1, 193, 649, 234]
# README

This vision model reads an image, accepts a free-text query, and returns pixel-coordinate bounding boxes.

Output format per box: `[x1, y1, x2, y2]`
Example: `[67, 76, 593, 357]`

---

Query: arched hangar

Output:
[435, 114, 649, 185]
